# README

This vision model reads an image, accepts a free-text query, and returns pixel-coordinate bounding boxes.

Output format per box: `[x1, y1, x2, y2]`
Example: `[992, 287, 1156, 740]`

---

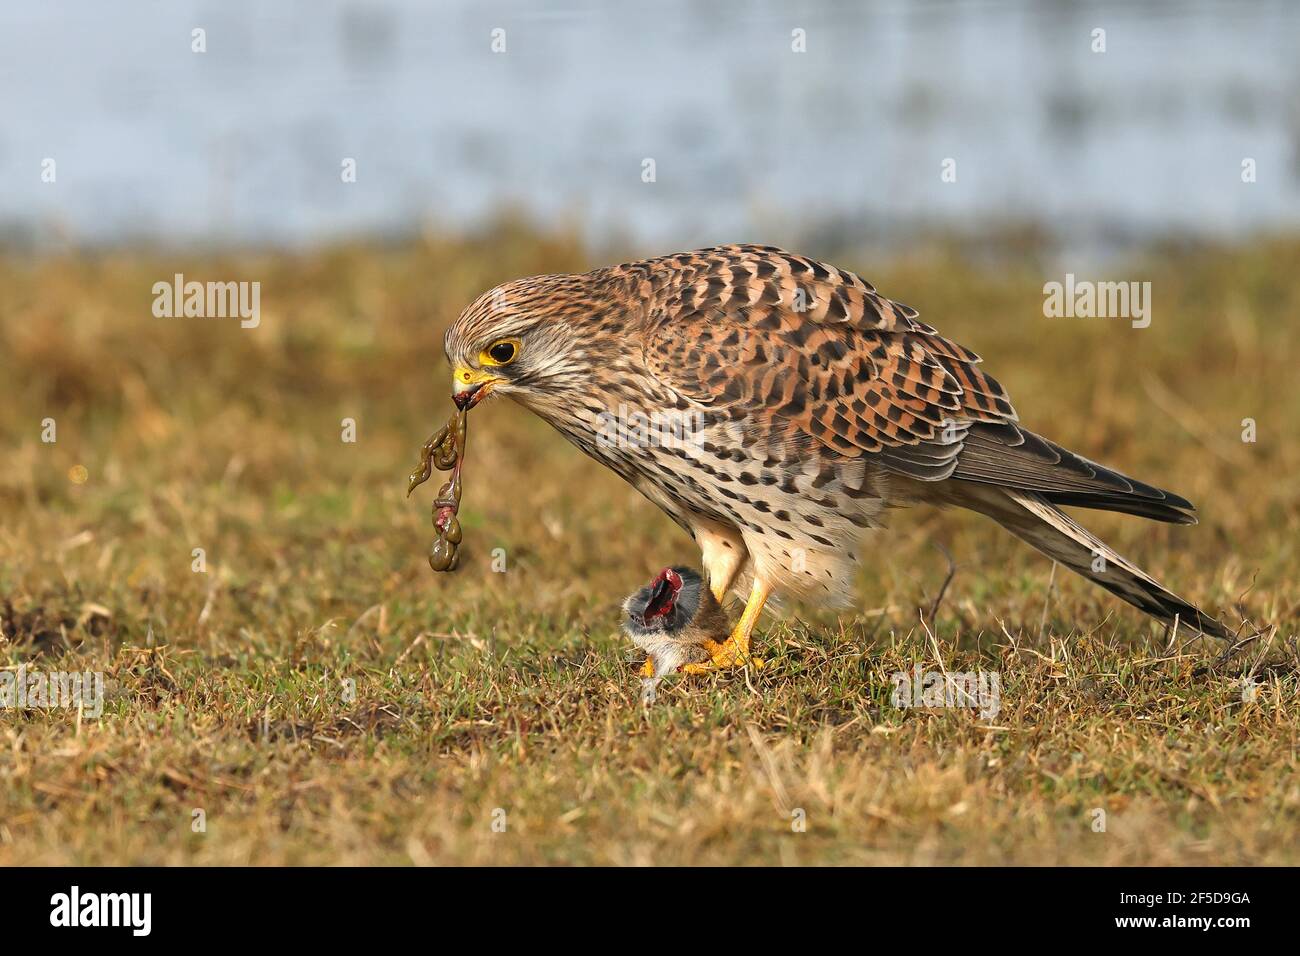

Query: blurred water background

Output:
[2, 0, 1298, 257]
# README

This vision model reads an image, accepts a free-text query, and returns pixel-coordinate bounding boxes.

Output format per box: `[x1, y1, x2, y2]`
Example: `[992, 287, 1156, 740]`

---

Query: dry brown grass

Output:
[1, 227, 1297, 864]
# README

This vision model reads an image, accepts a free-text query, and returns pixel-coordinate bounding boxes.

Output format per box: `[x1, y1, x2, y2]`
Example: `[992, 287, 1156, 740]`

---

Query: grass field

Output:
[1, 227, 1297, 865]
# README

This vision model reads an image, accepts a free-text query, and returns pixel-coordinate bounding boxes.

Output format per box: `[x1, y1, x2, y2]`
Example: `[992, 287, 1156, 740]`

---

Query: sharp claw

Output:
[678, 640, 765, 675]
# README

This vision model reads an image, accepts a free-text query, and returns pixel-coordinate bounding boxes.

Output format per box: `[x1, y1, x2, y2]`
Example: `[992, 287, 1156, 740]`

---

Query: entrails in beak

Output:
[452, 384, 483, 410]
[451, 367, 501, 410]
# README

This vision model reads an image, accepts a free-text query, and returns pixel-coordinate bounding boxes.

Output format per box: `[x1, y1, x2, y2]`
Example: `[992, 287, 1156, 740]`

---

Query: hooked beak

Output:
[452, 367, 500, 410]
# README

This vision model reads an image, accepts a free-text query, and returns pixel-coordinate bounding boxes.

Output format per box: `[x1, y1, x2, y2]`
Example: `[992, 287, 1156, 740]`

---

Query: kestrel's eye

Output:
[482, 338, 520, 366]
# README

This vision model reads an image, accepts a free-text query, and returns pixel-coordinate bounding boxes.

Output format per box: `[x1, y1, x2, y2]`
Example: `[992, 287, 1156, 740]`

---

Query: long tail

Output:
[952, 482, 1231, 640]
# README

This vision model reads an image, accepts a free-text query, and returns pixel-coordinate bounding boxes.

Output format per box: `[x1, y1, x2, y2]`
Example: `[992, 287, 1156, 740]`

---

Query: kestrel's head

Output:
[443, 273, 619, 414]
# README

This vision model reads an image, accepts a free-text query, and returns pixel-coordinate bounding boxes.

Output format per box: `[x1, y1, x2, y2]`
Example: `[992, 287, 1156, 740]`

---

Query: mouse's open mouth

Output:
[641, 567, 683, 625]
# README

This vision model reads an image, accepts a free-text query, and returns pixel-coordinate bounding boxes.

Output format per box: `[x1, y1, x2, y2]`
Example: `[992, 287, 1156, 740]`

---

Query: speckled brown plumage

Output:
[444, 244, 1229, 654]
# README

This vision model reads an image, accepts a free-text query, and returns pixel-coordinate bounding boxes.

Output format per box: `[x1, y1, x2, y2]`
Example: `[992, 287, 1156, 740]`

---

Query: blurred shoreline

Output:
[3, 0, 1298, 261]
[4, 214, 1299, 280]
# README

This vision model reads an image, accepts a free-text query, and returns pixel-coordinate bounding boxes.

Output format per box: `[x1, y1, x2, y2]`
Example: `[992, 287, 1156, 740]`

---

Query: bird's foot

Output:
[680, 637, 765, 674]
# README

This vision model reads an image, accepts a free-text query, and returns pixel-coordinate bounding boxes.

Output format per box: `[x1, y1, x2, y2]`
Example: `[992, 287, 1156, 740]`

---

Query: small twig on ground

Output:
[394, 631, 429, 666]
[927, 542, 957, 625]
[1037, 560, 1058, 641]
[1162, 614, 1181, 656]
[1193, 624, 1264, 677]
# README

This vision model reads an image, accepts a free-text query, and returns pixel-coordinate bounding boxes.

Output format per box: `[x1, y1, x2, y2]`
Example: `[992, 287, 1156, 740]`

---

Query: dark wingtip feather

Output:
[949, 423, 1202, 524]
[1042, 491, 1198, 525]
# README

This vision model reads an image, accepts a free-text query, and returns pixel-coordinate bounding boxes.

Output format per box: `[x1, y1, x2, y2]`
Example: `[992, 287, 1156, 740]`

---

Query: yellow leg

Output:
[683, 578, 771, 674]
[697, 521, 746, 605]
[639, 657, 655, 678]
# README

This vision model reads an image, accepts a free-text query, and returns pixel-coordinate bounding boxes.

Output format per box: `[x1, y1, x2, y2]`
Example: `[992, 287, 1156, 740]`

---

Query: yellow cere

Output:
[455, 366, 501, 387]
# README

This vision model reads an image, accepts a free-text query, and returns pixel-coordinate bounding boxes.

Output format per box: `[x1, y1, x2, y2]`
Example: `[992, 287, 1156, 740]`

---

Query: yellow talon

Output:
[681, 579, 771, 674]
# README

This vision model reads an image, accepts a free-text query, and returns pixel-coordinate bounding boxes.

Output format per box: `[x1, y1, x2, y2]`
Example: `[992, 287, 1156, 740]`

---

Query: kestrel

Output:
[444, 244, 1229, 672]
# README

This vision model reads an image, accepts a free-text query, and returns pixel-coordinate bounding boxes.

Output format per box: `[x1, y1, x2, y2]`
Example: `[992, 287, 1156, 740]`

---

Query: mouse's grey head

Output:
[621, 566, 705, 637]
